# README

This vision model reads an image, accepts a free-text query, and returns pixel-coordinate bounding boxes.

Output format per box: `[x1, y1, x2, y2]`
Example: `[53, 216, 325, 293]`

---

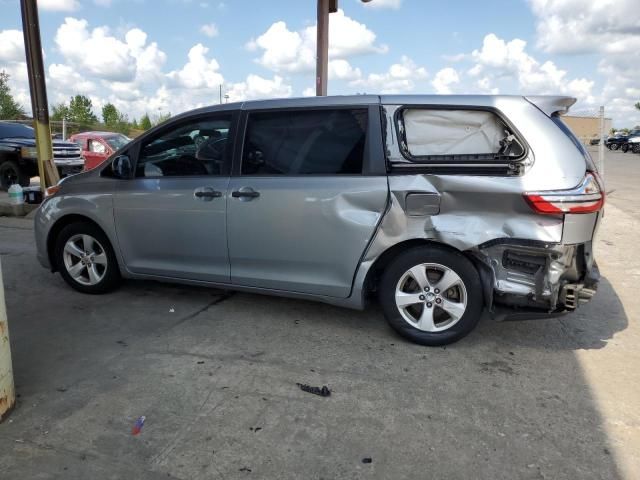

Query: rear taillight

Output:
[524, 172, 605, 215]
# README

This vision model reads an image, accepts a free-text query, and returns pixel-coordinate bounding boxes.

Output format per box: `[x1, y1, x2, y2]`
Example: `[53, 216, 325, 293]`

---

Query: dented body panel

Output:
[34, 94, 600, 318]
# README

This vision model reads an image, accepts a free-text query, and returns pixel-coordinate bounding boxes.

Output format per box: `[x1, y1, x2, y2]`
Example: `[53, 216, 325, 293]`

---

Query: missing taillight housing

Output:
[524, 172, 604, 215]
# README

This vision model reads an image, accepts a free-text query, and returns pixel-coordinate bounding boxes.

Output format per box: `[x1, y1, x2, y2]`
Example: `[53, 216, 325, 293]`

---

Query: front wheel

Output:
[379, 246, 483, 346]
[54, 222, 121, 294]
[611, 143, 619, 150]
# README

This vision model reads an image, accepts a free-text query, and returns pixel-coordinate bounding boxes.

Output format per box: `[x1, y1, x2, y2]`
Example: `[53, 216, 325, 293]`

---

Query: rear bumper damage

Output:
[472, 240, 599, 321]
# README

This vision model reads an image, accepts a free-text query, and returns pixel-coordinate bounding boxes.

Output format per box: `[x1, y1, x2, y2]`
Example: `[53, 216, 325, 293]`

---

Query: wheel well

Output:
[362, 239, 490, 304]
[47, 215, 106, 272]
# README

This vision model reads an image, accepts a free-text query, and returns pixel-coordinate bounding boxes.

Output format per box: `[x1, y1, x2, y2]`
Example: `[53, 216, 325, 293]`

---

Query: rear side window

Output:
[396, 108, 525, 163]
[241, 108, 367, 175]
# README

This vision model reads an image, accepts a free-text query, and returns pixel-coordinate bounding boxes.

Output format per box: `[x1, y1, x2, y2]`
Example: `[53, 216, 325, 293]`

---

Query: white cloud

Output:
[350, 55, 427, 93]
[200, 23, 219, 38]
[167, 44, 223, 89]
[528, 0, 640, 125]
[48, 63, 96, 95]
[529, 0, 640, 55]
[226, 74, 292, 102]
[302, 87, 315, 97]
[360, 0, 402, 8]
[39, 0, 80, 11]
[469, 33, 594, 101]
[328, 59, 361, 81]
[431, 67, 460, 94]
[0, 30, 24, 63]
[249, 10, 386, 74]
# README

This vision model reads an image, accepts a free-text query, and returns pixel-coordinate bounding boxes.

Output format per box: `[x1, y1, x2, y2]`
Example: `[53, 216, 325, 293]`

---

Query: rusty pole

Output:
[316, 0, 337, 96]
[20, 0, 60, 191]
[0, 258, 15, 422]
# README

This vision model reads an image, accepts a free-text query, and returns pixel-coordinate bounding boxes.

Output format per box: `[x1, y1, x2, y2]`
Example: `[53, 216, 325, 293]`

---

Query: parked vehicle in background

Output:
[35, 95, 603, 346]
[69, 132, 131, 170]
[0, 121, 84, 190]
[627, 136, 640, 153]
[589, 137, 601, 146]
[606, 133, 628, 150]
[619, 129, 640, 153]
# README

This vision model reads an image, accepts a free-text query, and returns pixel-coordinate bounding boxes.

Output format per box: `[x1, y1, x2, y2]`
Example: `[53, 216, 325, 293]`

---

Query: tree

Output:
[153, 112, 171, 126]
[635, 101, 640, 111]
[51, 102, 69, 121]
[140, 113, 152, 130]
[102, 102, 120, 126]
[0, 71, 25, 119]
[68, 95, 98, 126]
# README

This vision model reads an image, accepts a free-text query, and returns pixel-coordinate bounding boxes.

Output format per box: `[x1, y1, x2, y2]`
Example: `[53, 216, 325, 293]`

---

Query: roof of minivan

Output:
[169, 94, 576, 121]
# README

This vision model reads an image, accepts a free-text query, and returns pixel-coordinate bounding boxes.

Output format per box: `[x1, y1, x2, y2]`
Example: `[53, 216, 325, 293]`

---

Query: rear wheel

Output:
[0, 160, 30, 190]
[54, 222, 121, 294]
[379, 246, 483, 346]
[633, 144, 640, 154]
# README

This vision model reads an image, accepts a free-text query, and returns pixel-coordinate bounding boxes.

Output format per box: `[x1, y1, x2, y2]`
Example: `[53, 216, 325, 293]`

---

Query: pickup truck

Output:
[0, 121, 84, 190]
[69, 131, 131, 170]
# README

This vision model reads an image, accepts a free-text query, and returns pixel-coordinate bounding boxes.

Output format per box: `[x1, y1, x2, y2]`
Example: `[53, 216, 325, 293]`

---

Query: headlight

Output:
[20, 146, 38, 158]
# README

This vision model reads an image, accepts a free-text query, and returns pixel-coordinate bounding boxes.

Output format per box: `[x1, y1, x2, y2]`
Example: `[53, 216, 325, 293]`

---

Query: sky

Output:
[0, 0, 639, 126]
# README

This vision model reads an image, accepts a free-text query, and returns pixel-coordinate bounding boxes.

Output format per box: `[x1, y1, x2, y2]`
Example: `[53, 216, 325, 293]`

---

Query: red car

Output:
[69, 132, 131, 171]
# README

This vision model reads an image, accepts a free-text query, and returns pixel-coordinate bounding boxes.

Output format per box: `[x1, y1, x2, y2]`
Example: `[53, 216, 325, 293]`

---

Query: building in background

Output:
[562, 115, 612, 145]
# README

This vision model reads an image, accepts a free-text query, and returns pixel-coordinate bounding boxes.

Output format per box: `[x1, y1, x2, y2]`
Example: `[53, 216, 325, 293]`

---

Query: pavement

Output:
[0, 148, 638, 479]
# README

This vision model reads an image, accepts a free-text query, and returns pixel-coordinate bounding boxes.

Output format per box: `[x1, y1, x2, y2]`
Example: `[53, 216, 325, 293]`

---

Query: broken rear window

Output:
[396, 108, 525, 164]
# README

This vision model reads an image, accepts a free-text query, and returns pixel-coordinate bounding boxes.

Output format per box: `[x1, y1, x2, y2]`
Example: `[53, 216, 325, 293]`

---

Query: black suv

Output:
[0, 121, 84, 190]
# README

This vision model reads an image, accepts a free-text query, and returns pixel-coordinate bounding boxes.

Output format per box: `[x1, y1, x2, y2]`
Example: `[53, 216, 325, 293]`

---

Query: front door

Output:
[113, 113, 235, 282]
[227, 107, 388, 298]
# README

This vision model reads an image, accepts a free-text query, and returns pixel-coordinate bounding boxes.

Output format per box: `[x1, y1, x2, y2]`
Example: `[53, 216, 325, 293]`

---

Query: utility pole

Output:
[20, 0, 60, 191]
[316, 0, 372, 96]
[598, 106, 605, 178]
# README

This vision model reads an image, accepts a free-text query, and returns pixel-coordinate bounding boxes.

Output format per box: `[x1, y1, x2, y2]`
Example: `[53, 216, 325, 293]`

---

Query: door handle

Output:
[232, 188, 260, 199]
[194, 188, 222, 200]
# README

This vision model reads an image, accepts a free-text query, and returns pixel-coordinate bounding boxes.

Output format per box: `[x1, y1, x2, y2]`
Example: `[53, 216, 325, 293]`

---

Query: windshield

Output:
[104, 134, 131, 151]
[0, 123, 35, 139]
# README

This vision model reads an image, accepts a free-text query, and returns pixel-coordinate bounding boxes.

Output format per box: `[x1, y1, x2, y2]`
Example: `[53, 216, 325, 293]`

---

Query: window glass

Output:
[242, 109, 367, 175]
[399, 108, 524, 160]
[104, 134, 131, 151]
[136, 116, 231, 177]
[89, 140, 106, 154]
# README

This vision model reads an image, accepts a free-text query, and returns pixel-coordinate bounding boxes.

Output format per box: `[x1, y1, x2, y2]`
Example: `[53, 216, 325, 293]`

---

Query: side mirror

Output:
[112, 154, 132, 179]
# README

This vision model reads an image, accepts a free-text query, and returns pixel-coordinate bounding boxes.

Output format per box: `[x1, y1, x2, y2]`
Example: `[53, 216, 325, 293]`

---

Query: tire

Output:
[633, 144, 640, 154]
[379, 246, 483, 346]
[611, 143, 619, 150]
[621, 144, 629, 153]
[0, 160, 30, 191]
[54, 222, 121, 294]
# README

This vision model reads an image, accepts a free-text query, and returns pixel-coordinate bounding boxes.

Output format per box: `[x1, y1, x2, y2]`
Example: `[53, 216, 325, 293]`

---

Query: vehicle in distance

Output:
[0, 121, 84, 190]
[34, 95, 603, 346]
[69, 131, 131, 171]
[605, 133, 628, 150]
[619, 129, 640, 153]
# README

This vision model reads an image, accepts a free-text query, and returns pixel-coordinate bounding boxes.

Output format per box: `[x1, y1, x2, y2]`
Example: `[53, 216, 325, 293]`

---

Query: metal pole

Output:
[598, 106, 605, 178]
[219, 85, 222, 105]
[62, 117, 66, 141]
[20, 0, 59, 191]
[316, 0, 330, 96]
[0, 259, 15, 423]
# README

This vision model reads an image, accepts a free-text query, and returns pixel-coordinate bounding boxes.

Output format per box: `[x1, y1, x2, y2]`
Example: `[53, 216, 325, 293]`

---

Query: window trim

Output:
[233, 104, 385, 177]
[391, 104, 529, 171]
[128, 111, 239, 180]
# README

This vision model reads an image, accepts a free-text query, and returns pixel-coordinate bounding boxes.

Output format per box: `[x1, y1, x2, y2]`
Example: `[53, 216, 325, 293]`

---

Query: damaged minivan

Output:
[34, 95, 603, 346]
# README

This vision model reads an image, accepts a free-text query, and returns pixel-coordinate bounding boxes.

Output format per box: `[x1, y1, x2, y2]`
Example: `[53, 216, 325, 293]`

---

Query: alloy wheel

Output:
[394, 263, 467, 332]
[62, 234, 108, 286]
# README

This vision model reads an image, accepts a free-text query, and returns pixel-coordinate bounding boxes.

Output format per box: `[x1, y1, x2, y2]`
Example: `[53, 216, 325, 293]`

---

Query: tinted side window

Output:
[242, 109, 367, 175]
[136, 116, 232, 178]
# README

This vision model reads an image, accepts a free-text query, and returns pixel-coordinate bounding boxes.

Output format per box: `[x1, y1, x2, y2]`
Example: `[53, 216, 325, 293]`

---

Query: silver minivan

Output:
[34, 95, 603, 346]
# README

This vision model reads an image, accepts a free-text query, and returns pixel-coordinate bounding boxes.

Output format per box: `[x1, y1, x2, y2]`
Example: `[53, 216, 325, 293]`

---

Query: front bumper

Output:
[473, 240, 599, 321]
[54, 157, 85, 176]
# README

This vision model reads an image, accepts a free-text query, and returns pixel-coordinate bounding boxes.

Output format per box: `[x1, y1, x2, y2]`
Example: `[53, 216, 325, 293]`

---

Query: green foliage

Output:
[102, 103, 119, 125]
[0, 71, 25, 119]
[51, 102, 69, 121]
[635, 102, 640, 111]
[140, 113, 152, 130]
[68, 95, 98, 126]
[153, 112, 171, 126]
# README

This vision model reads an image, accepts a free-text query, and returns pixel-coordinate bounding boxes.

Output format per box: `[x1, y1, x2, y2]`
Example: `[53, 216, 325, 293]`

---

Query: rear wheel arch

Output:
[47, 215, 113, 272]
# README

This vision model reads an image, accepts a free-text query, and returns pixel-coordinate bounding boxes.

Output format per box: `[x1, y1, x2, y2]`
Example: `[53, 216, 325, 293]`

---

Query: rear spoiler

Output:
[524, 96, 576, 117]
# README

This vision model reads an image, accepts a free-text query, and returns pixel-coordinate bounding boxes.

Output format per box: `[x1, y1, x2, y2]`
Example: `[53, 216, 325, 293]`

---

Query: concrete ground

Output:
[0, 148, 638, 479]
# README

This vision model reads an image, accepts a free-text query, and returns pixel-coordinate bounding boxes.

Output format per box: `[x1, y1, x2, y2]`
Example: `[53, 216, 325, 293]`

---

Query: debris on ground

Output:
[362, 457, 373, 464]
[296, 383, 331, 397]
[131, 416, 146, 436]
[239, 467, 252, 472]
[169, 308, 175, 313]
